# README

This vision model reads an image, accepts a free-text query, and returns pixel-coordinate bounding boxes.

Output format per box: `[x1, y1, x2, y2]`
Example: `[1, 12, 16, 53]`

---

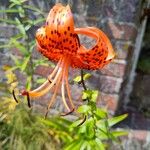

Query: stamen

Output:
[61, 56, 71, 111]
[61, 80, 70, 111]
[12, 89, 19, 103]
[77, 115, 87, 126]
[65, 67, 75, 109]
[60, 108, 74, 116]
[26, 67, 62, 98]
[26, 92, 31, 108]
[48, 78, 52, 83]
[26, 58, 62, 96]
[45, 68, 63, 117]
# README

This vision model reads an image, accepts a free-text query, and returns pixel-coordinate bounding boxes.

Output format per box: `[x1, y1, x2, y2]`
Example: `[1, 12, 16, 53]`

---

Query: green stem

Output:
[80, 70, 87, 91]
[80, 70, 97, 137]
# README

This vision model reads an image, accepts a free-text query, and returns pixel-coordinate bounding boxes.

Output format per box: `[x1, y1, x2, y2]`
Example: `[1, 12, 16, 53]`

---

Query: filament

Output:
[28, 59, 63, 98]
[61, 58, 70, 111]
[64, 59, 75, 109]
[45, 67, 63, 115]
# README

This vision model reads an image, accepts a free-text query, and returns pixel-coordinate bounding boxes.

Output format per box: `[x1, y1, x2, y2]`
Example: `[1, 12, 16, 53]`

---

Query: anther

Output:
[60, 108, 75, 116]
[12, 89, 19, 103]
[77, 115, 86, 126]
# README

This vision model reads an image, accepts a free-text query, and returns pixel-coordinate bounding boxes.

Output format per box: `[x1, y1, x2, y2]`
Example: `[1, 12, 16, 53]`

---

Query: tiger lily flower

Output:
[21, 3, 115, 116]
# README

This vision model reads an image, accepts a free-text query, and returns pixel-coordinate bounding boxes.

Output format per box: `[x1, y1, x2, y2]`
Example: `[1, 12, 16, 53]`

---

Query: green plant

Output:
[0, 0, 48, 90]
[63, 71, 128, 150]
[0, 105, 59, 150]
[0, 69, 128, 150]
[0, 1, 128, 149]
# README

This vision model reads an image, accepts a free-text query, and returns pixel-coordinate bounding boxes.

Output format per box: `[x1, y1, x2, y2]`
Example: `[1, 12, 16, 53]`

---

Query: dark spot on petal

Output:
[64, 31, 67, 35]
[70, 33, 73, 37]
[68, 26, 70, 31]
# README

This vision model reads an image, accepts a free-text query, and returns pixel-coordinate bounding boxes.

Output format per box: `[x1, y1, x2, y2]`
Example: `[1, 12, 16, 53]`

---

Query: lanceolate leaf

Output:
[0, 9, 23, 13]
[64, 139, 84, 150]
[108, 114, 128, 127]
[77, 105, 91, 114]
[23, 5, 45, 15]
[0, 18, 17, 25]
[95, 138, 105, 150]
[111, 130, 128, 137]
[10, 39, 28, 55]
[21, 55, 30, 71]
[15, 18, 26, 35]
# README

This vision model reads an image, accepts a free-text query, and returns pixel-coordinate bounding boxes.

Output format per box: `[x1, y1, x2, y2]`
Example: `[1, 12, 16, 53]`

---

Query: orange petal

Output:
[36, 4, 80, 60]
[35, 24, 61, 62]
[72, 27, 115, 70]
[56, 5, 80, 55]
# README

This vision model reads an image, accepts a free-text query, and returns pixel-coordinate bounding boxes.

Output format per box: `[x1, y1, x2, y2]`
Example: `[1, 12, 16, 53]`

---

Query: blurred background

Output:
[0, 0, 150, 149]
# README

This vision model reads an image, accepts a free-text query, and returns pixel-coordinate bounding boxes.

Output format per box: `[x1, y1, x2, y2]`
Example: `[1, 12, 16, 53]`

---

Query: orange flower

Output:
[21, 3, 115, 115]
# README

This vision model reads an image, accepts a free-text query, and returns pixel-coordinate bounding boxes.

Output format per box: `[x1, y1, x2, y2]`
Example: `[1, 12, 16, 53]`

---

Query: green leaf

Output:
[10, 0, 22, 5]
[65, 139, 84, 150]
[85, 118, 95, 139]
[0, 9, 23, 13]
[0, 44, 10, 49]
[10, 55, 20, 66]
[77, 105, 91, 114]
[95, 138, 105, 150]
[33, 18, 45, 25]
[0, 18, 17, 25]
[25, 24, 32, 31]
[36, 78, 46, 84]
[39, 117, 71, 132]
[96, 114, 128, 134]
[19, 6, 25, 17]
[10, 33, 24, 40]
[108, 114, 128, 127]
[111, 130, 128, 137]
[91, 90, 98, 102]
[95, 108, 107, 119]
[82, 90, 99, 102]
[26, 76, 32, 90]
[69, 119, 83, 128]
[80, 141, 89, 150]
[73, 75, 81, 83]
[83, 73, 92, 80]
[73, 73, 91, 83]
[96, 129, 109, 140]
[23, 5, 44, 15]
[15, 18, 26, 35]
[82, 90, 90, 100]
[21, 55, 30, 72]
[10, 39, 28, 55]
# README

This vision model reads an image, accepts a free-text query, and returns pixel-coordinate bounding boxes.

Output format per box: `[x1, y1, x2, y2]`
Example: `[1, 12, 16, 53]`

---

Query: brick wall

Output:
[0, 0, 144, 115]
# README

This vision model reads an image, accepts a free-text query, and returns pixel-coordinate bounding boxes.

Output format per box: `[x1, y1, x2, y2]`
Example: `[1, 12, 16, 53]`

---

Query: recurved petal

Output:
[73, 27, 115, 70]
